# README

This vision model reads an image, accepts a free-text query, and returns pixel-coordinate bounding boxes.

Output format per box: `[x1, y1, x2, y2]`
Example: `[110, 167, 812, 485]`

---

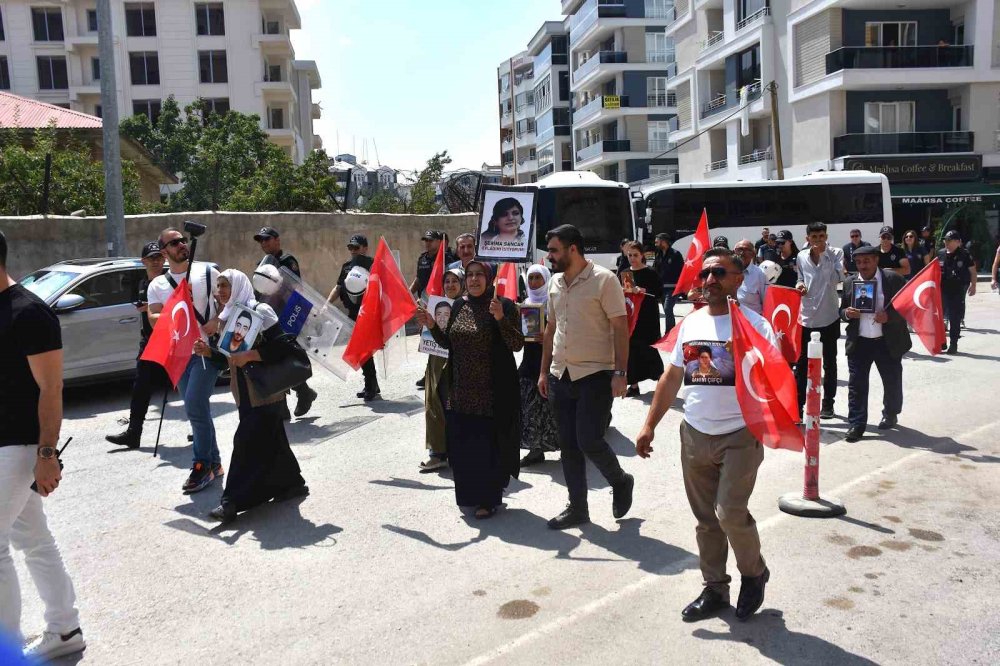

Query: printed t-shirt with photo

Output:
[669, 306, 778, 436]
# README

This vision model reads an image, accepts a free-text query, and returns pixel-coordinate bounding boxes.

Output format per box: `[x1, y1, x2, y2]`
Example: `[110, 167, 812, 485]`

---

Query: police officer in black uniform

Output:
[876, 225, 910, 277]
[253, 226, 318, 416]
[938, 230, 977, 354]
[329, 234, 380, 400]
[106, 242, 169, 448]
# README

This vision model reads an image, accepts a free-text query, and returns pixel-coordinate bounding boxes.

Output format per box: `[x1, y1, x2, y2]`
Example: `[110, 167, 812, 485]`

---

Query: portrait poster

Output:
[519, 303, 545, 342]
[852, 280, 877, 314]
[418, 295, 454, 358]
[475, 185, 536, 262]
[681, 340, 735, 387]
[218, 304, 264, 358]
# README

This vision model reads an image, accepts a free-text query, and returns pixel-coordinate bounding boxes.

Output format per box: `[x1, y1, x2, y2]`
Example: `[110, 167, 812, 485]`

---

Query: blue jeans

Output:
[178, 356, 222, 466]
[663, 291, 677, 332]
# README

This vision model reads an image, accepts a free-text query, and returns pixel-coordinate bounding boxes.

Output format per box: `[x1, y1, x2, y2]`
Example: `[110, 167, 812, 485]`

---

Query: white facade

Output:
[0, 0, 321, 163]
[498, 50, 539, 184]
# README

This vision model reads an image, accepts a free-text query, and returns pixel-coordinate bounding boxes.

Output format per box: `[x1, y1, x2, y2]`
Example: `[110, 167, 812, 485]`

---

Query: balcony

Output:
[700, 92, 727, 118]
[256, 80, 295, 99]
[518, 158, 539, 172]
[569, 0, 630, 48]
[705, 158, 728, 173]
[647, 91, 677, 108]
[832, 131, 974, 158]
[311, 102, 321, 119]
[736, 6, 769, 33]
[665, 6, 691, 35]
[826, 46, 973, 74]
[253, 32, 293, 56]
[577, 139, 630, 162]
[700, 31, 724, 55]
[572, 50, 628, 84]
[539, 162, 555, 177]
[738, 148, 771, 165]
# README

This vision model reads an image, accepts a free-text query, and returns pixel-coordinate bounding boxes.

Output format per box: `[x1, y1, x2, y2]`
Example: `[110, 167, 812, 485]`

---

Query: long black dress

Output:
[220, 324, 306, 514]
[430, 290, 523, 509]
[626, 267, 665, 385]
[518, 342, 559, 452]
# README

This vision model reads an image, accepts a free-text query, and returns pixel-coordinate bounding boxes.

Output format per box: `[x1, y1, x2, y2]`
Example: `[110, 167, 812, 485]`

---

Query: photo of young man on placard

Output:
[475, 186, 536, 262]
[852, 280, 877, 314]
[219, 304, 264, 357]
[418, 296, 453, 358]
[519, 303, 544, 342]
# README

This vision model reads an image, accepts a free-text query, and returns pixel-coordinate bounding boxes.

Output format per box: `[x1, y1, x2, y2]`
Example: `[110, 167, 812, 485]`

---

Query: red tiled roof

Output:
[0, 92, 102, 129]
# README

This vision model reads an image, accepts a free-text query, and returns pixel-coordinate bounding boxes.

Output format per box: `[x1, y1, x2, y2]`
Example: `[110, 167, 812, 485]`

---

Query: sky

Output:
[291, 0, 560, 174]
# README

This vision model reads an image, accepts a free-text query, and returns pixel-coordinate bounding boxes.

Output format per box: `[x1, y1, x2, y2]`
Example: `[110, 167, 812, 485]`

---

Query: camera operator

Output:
[147, 226, 223, 495]
[106, 242, 170, 449]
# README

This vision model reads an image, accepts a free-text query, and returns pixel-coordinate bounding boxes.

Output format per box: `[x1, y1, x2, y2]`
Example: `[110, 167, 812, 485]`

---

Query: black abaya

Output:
[627, 267, 664, 384]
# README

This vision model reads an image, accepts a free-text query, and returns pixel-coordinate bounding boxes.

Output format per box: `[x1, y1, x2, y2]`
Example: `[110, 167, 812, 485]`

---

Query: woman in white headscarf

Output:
[194, 269, 307, 523]
[518, 264, 560, 466]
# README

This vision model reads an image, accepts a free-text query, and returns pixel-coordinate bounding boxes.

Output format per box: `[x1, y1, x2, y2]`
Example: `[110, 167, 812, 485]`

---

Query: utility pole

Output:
[97, 0, 125, 256]
[768, 80, 785, 180]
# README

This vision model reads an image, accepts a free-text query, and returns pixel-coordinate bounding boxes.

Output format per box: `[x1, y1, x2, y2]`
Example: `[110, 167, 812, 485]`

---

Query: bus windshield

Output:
[534, 186, 634, 254]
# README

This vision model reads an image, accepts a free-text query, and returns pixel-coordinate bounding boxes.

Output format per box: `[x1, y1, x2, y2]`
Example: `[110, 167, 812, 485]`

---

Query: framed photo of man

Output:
[519, 303, 545, 342]
[852, 280, 877, 314]
[418, 295, 453, 358]
[219, 304, 264, 357]
[475, 186, 536, 262]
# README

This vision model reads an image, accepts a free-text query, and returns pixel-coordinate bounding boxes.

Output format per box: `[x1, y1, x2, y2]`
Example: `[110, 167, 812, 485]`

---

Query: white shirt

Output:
[737, 263, 768, 314]
[858, 269, 885, 339]
[147, 261, 220, 324]
[670, 307, 778, 435]
[796, 247, 843, 328]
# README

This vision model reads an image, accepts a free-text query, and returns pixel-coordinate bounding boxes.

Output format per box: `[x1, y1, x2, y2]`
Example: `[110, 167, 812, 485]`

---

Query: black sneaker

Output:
[294, 386, 318, 417]
[819, 405, 835, 419]
[363, 390, 381, 402]
[612, 473, 635, 519]
[209, 504, 237, 523]
[106, 429, 140, 449]
[415, 377, 426, 389]
[547, 504, 590, 530]
[520, 449, 545, 467]
[182, 462, 214, 494]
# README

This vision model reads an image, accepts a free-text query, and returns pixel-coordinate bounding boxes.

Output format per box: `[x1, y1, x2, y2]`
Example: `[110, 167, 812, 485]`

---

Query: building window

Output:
[953, 105, 962, 132]
[647, 77, 669, 107]
[649, 164, 678, 180]
[269, 107, 285, 129]
[645, 31, 671, 62]
[737, 0, 768, 23]
[864, 101, 915, 134]
[736, 44, 761, 88]
[201, 97, 230, 117]
[129, 51, 160, 85]
[125, 3, 156, 37]
[865, 22, 916, 47]
[0, 9, 5, 40]
[37, 56, 69, 90]
[648, 120, 672, 150]
[262, 17, 281, 34]
[195, 3, 225, 36]
[199, 50, 228, 83]
[0, 57, 9, 90]
[32, 7, 64, 41]
[86, 9, 98, 32]
[95, 104, 102, 118]
[534, 75, 551, 113]
[558, 71, 569, 102]
[264, 62, 283, 82]
[91, 57, 101, 82]
[133, 99, 162, 124]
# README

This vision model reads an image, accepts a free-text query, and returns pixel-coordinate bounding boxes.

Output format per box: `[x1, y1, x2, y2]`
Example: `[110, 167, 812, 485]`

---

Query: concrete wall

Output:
[0, 211, 479, 294]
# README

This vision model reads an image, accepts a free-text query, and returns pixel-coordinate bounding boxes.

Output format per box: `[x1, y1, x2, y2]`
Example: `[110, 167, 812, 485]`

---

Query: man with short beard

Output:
[146, 227, 223, 495]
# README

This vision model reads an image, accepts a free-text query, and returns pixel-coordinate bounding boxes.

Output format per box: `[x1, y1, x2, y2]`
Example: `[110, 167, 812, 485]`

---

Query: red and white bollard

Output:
[779, 332, 845, 517]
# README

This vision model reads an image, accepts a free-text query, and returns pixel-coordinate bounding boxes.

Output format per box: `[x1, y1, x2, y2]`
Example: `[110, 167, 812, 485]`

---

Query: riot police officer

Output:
[329, 234, 380, 401]
[253, 226, 317, 416]
[938, 229, 977, 354]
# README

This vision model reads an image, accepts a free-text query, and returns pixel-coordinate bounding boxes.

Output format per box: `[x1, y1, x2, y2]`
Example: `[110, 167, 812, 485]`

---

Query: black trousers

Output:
[550, 370, 625, 510]
[361, 357, 379, 392]
[129, 358, 169, 433]
[942, 287, 967, 344]
[795, 319, 840, 412]
[847, 337, 903, 429]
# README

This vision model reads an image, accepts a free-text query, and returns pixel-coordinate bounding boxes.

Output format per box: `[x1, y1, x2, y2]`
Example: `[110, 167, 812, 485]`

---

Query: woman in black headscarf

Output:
[416, 260, 524, 519]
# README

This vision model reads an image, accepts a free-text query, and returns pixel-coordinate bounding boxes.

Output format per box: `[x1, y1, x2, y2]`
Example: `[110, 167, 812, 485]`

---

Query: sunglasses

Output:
[164, 237, 188, 248]
[850, 234, 860, 238]
[880, 235, 893, 240]
[698, 266, 739, 280]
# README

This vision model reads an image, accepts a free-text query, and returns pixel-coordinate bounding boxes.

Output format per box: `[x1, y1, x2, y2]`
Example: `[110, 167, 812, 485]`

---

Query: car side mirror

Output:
[53, 293, 86, 313]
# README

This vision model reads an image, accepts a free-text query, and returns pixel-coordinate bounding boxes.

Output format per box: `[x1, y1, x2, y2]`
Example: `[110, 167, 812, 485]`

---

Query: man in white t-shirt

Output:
[635, 248, 777, 623]
[146, 227, 222, 495]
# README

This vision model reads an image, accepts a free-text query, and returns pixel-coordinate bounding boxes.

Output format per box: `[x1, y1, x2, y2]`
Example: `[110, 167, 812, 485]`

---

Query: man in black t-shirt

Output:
[0, 231, 86, 660]
[409, 229, 455, 297]
[329, 234, 380, 400]
[876, 226, 909, 277]
[107, 242, 170, 449]
[938, 230, 977, 354]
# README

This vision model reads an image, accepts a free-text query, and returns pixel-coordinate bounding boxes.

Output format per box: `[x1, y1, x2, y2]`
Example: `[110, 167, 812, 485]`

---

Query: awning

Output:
[890, 182, 1000, 199]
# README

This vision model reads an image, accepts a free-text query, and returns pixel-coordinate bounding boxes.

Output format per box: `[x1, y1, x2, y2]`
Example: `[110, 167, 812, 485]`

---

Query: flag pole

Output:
[153, 388, 168, 458]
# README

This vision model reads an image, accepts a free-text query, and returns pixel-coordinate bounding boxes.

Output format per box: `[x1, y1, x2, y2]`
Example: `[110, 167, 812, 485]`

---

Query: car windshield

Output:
[21, 270, 78, 302]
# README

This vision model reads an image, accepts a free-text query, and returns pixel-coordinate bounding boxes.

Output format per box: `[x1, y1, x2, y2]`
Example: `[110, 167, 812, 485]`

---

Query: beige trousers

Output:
[680, 420, 766, 596]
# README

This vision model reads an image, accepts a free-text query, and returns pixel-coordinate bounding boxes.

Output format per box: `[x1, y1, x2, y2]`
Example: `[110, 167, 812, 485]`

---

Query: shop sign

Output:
[898, 195, 985, 205]
[844, 155, 982, 183]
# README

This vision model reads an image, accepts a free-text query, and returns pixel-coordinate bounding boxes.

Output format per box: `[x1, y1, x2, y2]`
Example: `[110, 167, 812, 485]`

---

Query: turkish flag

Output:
[652, 320, 682, 353]
[625, 291, 645, 335]
[140, 279, 200, 388]
[730, 301, 804, 451]
[495, 262, 519, 301]
[763, 285, 802, 363]
[342, 239, 417, 370]
[425, 239, 446, 297]
[673, 209, 710, 296]
[890, 259, 946, 355]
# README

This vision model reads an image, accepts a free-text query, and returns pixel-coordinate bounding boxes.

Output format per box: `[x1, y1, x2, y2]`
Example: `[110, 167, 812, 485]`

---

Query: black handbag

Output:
[243, 338, 313, 397]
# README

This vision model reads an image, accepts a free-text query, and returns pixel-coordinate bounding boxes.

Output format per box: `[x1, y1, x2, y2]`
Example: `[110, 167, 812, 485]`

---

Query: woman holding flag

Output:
[622, 241, 664, 397]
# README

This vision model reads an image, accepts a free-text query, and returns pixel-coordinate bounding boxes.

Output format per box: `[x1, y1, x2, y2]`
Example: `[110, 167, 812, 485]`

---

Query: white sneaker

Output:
[23, 628, 86, 661]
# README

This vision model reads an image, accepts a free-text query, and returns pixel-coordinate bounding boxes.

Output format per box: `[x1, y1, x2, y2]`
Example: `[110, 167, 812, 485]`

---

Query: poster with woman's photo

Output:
[681, 340, 735, 386]
[475, 186, 536, 262]
[219, 304, 264, 357]
[519, 303, 545, 342]
[418, 296, 453, 358]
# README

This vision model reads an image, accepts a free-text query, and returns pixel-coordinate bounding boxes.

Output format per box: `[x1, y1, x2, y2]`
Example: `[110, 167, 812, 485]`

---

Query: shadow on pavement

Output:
[286, 415, 382, 446]
[882, 425, 994, 461]
[165, 499, 341, 550]
[606, 427, 637, 457]
[340, 395, 424, 416]
[579, 518, 697, 576]
[834, 514, 895, 535]
[691, 610, 878, 665]
[370, 476, 453, 491]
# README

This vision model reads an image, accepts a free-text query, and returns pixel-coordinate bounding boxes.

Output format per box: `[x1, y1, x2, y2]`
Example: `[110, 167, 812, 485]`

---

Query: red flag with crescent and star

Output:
[140, 279, 201, 388]
[763, 285, 802, 364]
[673, 209, 711, 296]
[625, 292, 645, 335]
[342, 239, 417, 370]
[651, 320, 682, 353]
[495, 262, 520, 301]
[890, 259, 946, 355]
[730, 300, 804, 451]
[425, 238, 446, 297]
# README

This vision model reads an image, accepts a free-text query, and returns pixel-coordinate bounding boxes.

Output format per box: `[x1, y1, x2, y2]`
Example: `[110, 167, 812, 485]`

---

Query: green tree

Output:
[0, 123, 143, 216]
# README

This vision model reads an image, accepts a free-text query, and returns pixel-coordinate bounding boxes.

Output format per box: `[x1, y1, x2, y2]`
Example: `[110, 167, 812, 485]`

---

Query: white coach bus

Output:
[638, 171, 892, 256]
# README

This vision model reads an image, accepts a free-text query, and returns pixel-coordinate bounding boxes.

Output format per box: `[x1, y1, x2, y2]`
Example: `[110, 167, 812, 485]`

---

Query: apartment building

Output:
[528, 21, 572, 180]
[667, 0, 1000, 266]
[0, 0, 321, 164]
[498, 51, 539, 184]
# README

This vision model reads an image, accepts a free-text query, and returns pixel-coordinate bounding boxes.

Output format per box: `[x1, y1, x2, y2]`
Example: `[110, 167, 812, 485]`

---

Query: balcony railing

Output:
[666, 6, 690, 29]
[739, 148, 771, 165]
[666, 61, 677, 79]
[647, 49, 676, 64]
[647, 91, 677, 108]
[736, 6, 770, 33]
[572, 50, 628, 83]
[705, 158, 728, 172]
[701, 93, 727, 117]
[539, 163, 555, 177]
[832, 131, 974, 158]
[743, 79, 762, 100]
[644, 1, 672, 19]
[701, 31, 724, 54]
[826, 45, 974, 74]
[576, 139, 631, 162]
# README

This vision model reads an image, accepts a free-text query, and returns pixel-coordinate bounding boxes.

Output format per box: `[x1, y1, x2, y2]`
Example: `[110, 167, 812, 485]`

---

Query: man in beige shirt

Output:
[539, 224, 635, 529]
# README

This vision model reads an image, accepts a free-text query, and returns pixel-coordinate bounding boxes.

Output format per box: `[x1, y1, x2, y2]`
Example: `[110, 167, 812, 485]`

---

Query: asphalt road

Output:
[14, 291, 1000, 665]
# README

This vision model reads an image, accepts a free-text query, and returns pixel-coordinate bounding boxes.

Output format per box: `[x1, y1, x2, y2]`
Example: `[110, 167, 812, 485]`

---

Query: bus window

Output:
[534, 187, 634, 254]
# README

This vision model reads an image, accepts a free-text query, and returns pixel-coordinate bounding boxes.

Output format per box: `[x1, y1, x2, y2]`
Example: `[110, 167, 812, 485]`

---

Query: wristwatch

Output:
[37, 446, 58, 460]
[612, 370, 626, 377]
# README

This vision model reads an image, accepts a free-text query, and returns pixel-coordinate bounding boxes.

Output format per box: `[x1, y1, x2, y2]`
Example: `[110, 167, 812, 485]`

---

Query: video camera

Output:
[183, 220, 207, 238]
